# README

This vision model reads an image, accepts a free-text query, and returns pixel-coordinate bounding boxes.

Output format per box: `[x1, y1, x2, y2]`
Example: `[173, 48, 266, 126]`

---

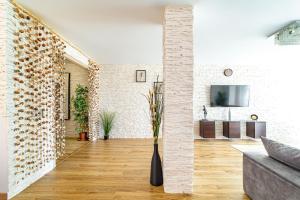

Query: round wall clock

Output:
[224, 68, 233, 77]
[251, 114, 258, 121]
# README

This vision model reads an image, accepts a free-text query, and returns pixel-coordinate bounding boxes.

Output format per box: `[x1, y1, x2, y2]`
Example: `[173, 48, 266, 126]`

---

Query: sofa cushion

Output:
[261, 136, 300, 171]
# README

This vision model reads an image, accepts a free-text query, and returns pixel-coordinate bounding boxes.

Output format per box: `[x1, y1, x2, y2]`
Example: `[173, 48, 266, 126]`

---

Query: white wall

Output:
[194, 65, 300, 147]
[98, 63, 300, 147]
[99, 64, 163, 138]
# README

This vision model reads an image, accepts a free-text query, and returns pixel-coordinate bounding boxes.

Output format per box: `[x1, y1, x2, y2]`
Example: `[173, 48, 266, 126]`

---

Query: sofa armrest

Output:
[243, 152, 300, 200]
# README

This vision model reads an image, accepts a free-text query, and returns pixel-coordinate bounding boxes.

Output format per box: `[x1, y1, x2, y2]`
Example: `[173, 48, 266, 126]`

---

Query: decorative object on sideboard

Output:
[100, 111, 116, 140]
[202, 105, 208, 120]
[145, 76, 163, 186]
[136, 70, 146, 82]
[251, 114, 258, 120]
[72, 84, 89, 141]
[228, 108, 232, 121]
[224, 68, 233, 77]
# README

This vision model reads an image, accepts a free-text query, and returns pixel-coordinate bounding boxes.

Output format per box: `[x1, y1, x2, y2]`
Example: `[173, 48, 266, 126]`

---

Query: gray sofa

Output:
[243, 152, 300, 200]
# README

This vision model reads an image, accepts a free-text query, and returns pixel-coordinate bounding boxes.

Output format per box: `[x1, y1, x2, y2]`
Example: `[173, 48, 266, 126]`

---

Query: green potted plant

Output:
[72, 84, 89, 141]
[145, 76, 164, 186]
[100, 111, 116, 140]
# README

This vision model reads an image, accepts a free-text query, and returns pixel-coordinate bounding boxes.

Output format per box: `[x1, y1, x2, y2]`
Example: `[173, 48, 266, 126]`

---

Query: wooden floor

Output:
[56, 137, 89, 165]
[12, 139, 259, 200]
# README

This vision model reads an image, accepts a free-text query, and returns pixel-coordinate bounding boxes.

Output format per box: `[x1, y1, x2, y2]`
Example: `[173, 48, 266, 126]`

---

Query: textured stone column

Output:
[163, 5, 194, 193]
[88, 60, 101, 141]
[0, 0, 9, 197]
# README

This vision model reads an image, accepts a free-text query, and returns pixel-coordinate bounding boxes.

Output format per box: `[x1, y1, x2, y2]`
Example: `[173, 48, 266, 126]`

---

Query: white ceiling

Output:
[16, 0, 300, 65]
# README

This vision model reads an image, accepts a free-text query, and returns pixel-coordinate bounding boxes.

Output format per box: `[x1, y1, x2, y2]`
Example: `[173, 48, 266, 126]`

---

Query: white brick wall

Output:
[99, 64, 163, 138]
[0, 0, 7, 119]
[163, 6, 194, 194]
[0, 0, 9, 194]
[5, 1, 19, 197]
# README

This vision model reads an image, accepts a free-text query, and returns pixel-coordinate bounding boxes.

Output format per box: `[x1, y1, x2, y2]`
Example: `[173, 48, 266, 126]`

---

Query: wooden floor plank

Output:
[12, 139, 257, 200]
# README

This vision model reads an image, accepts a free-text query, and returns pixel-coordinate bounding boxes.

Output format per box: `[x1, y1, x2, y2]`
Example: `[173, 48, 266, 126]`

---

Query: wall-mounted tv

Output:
[210, 85, 250, 107]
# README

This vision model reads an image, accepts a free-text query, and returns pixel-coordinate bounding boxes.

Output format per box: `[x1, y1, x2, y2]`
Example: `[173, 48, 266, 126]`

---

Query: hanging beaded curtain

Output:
[88, 60, 100, 141]
[12, 4, 65, 185]
[52, 39, 66, 159]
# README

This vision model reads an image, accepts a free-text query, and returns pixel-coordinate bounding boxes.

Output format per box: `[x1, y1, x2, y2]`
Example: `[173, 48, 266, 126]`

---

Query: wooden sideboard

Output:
[246, 121, 266, 138]
[200, 120, 266, 139]
[223, 121, 241, 138]
[199, 120, 215, 138]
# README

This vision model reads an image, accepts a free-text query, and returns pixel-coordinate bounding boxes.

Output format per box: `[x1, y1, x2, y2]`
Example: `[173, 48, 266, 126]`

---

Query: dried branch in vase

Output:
[145, 76, 164, 144]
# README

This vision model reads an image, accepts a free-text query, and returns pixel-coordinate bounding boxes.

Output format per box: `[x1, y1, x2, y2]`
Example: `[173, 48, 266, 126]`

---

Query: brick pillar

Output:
[163, 6, 194, 193]
[0, 0, 9, 198]
[88, 60, 101, 141]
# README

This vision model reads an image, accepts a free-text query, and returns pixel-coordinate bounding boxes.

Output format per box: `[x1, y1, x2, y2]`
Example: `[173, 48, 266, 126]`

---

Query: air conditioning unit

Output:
[270, 21, 300, 45]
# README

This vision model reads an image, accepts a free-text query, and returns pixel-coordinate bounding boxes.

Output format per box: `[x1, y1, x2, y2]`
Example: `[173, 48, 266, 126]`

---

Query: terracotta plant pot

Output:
[104, 135, 109, 140]
[79, 132, 88, 141]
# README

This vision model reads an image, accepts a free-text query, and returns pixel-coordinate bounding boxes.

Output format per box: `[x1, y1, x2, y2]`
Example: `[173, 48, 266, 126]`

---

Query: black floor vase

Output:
[150, 143, 163, 186]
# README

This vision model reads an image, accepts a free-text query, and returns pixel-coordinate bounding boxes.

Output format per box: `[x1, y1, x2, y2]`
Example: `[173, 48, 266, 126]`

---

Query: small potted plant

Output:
[72, 84, 89, 141]
[100, 111, 116, 140]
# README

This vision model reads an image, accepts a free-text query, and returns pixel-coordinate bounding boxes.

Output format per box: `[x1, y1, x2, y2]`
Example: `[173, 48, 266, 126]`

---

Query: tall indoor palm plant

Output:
[72, 84, 89, 141]
[145, 76, 164, 186]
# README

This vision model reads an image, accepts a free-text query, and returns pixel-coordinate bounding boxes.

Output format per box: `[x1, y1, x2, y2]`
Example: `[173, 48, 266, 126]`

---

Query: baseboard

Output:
[0, 193, 7, 200]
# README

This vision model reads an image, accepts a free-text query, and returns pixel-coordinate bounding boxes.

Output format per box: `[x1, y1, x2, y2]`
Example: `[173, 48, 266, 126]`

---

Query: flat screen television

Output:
[210, 85, 250, 107]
